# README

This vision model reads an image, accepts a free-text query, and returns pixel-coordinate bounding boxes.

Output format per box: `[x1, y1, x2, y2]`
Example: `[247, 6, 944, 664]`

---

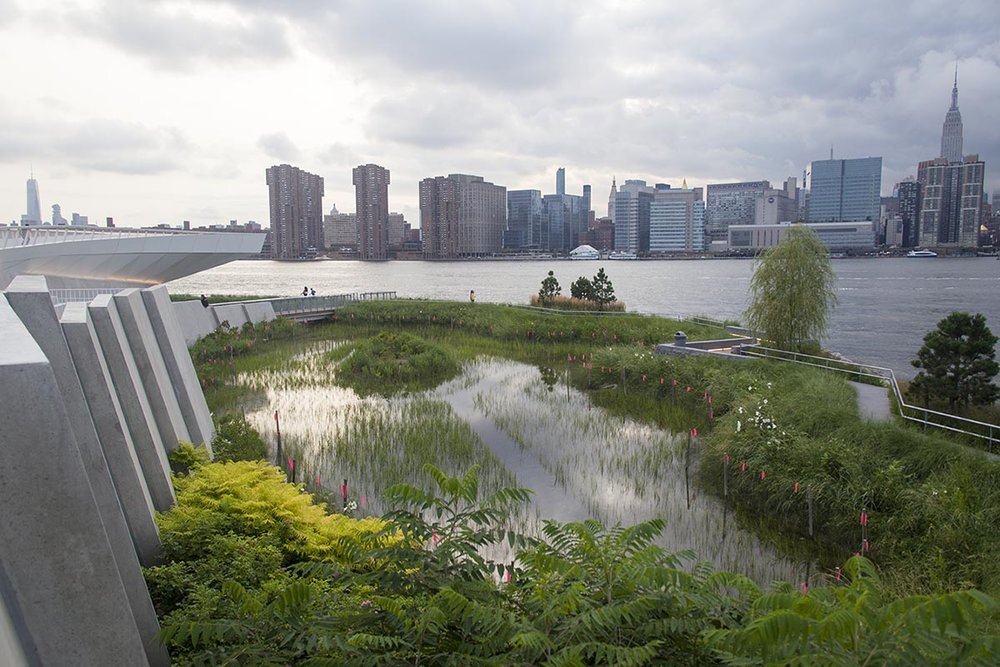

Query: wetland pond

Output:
[235, 341, 809, 586]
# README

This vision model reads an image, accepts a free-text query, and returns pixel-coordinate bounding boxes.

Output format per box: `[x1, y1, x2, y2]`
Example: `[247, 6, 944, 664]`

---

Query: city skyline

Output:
[1, 1, 998, 228]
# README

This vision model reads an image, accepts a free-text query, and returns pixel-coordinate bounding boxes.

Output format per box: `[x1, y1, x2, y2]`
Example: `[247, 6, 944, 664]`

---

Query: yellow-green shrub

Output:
[159, 460, 385, 565]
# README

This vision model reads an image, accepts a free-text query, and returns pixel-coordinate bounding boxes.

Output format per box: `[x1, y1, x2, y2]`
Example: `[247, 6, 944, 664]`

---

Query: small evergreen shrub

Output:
[211, 413, 268, 462]
[335, 330, 460, 396]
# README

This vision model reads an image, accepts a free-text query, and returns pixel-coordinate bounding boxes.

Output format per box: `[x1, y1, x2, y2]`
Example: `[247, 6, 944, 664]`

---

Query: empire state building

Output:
[940, 67, 963, 163]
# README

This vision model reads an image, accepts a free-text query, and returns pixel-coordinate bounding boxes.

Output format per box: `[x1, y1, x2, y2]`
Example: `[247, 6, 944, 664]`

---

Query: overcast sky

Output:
[1, 0, 998, 229]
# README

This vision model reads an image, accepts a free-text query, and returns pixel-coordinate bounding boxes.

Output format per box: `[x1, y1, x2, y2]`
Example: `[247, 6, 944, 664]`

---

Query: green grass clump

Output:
[336, 330, 460, 396]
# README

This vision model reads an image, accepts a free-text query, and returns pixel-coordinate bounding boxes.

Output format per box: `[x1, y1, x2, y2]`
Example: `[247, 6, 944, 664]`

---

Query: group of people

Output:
[302, 286, 316, 297]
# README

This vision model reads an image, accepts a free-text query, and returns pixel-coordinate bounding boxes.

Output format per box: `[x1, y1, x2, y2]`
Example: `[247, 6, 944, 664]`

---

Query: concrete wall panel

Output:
[61, 303, 161, 566]
[0, 296, 150, 665]
[141, 287, 215, 451]
[89, 294, 176, 511]
[211, 302, 249, 328]
[173, 298, 219, 346]
[5, 278, 167, 665]
[242, 300, 276, 324]
[113, 289, 191, 450]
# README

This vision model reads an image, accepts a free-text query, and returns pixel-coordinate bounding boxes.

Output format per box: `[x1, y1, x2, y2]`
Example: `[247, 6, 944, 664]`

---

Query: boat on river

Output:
[905, 249, 938, 258]
[569, 244, 599, 260]
[608, 251, 638, 260]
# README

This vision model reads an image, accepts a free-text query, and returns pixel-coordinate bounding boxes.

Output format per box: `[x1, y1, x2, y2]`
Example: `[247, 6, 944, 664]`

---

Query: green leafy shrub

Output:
[336, 330, 460, 396]
[158, 460, 385, 565]
[168, 441, 210, 476]
[211, 413, 268, 462]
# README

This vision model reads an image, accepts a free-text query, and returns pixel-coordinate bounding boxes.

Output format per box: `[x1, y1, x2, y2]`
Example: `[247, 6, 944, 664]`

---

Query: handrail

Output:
[739, 344, 998, 453]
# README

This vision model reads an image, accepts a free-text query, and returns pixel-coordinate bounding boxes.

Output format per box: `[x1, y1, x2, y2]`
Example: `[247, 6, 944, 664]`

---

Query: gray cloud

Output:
[51, 1, 291, 70]
[0, 111, 189, 175]
[257, 132, 301, 162]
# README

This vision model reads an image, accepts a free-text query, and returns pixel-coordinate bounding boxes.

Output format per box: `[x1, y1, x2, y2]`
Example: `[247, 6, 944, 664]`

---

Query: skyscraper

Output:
[265, 164, 324, 259]
[649, 184, 705, 253]
[941, 66, 963, 164]
[555, 167, 566, 196]
[613, 180, 655, 253]
[807, 157, 882, 226]
[21, 174, 41, 226]
[353, 163, 391, 260]
[420, 174, 506, 259]
[705, 181, 770, 247]
[916, 155, 984, 247]
[896, 180, 921, 248]
[506, 190, 544, 249]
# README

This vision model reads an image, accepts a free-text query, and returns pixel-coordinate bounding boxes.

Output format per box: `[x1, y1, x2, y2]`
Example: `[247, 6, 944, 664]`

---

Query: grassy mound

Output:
[336, 330, 460, 396]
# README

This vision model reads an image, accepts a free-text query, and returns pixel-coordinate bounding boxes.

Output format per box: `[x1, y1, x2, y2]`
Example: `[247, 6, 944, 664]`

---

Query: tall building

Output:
[353, 163, 390, 260]
[754, 179, 799, 226]
[916, 155, 984, 247]
[51, 204, 67, 226]
[322, 204, 357, 250]
[266, 164, 324, 259]
[387, 212, 408, 249]
[506, 189, 544, 249]
[20, 174, 42, 225]
[896, 176, 921, 248]
[607, 177, 617, 225]
[613, 180, 656, 253]
[556, 167, 566, 196]
[807, 157, 882, 226]
[705, 181, 770, 247]
[420, 174, 506, 259]
[941, 66, 963, 163]
[649, 184, 705, 253]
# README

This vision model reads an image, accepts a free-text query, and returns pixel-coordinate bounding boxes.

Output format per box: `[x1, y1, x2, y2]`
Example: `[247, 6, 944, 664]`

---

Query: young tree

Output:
[538, 270, 561, 304]
[908, 312, 999, 409]
[744, 225, 836, 351]
[570, 276, 595, 301]
[591, 267, 616, 309]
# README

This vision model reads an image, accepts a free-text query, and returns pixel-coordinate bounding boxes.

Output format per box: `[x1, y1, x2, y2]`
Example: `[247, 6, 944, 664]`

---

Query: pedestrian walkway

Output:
[850, 381, 892, 422]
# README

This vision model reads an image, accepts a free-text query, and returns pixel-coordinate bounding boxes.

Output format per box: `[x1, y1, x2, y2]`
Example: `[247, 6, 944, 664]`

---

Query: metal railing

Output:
[49, 288, 124, 305]
[739, 344, 999, 453]
[263, 291, 397, 317]
[0, 225, 231, 250]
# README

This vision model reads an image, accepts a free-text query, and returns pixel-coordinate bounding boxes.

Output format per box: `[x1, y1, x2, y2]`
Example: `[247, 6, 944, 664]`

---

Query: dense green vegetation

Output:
[335, 330, 461, 396]
[171, 298, 1000, 661]
[150, 460, 998, 664]
[211, 413, 269, 462]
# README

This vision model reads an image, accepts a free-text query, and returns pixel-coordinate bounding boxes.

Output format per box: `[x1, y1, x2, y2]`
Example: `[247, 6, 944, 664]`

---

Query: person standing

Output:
[469, 290, 476, 303]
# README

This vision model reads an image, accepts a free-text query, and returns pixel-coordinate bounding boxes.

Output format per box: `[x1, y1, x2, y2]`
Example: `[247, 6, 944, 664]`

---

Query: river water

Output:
[168, 257, 1000, 378]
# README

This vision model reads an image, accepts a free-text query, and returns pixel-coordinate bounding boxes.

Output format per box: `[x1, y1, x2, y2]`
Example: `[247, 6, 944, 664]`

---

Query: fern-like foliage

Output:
[704, 556, 1000, 665]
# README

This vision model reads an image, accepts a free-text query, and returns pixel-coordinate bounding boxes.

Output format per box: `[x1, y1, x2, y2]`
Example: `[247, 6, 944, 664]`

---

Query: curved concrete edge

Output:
[0, 296, 150, 665]
[141, 287, 215, 452]
[5, 278, 168, 665]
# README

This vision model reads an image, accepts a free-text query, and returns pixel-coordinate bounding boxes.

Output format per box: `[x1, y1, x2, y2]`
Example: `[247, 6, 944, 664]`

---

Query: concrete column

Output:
[61, 303, 161, 565]
[0, 296, 150, 665]
[89, 294, 176, 511]
[141, 286, 215, 451]
[4, 278, 168, 664]
[113, 289, 191, 451]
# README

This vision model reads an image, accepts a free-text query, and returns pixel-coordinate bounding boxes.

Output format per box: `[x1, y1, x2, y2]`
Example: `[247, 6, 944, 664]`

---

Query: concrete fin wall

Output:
[4, 278, 168, 665]
[113, 289, 191, 451]
[61, 303, 161, 566]
[89, 294, 176, 512]
[212, 302, 249, 328]
[173, 299, 219, 346]
[0, 295, 151, 665]
[242, 301, 276, 324]
[141, 287, 215, 451]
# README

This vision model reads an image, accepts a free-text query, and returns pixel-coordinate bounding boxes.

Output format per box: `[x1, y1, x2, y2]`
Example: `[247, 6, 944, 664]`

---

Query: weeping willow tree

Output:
[744, 224, 837, 351]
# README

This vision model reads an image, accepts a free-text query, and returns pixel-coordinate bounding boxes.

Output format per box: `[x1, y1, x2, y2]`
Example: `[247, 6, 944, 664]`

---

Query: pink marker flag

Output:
[361, 495, 367, 508]
[835, 566, 842, 582]
[724, 454, 730, 464]
[287, 457, 294, 472]
[794, 482, 799, 494]
[760, 469, 766, 480]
